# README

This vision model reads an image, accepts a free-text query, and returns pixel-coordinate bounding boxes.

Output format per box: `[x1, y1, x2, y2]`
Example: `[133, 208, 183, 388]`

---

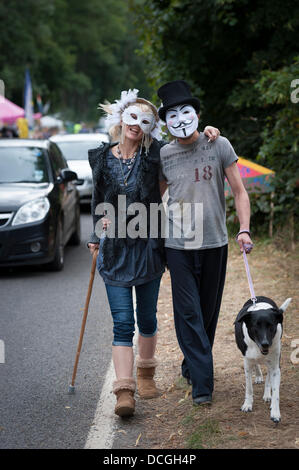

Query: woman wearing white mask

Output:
[87, 89, 219, 417]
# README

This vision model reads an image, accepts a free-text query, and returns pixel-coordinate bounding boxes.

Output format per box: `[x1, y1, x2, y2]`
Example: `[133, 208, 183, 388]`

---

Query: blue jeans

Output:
[105, 276, 162, 346]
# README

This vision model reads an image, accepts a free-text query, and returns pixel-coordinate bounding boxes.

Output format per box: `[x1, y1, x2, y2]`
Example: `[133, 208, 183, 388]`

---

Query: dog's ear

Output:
[234, 308, 251, 324]
[268, 298, 292, 325]
[279, 298, 292, 313]
[272, 308, 283, 324]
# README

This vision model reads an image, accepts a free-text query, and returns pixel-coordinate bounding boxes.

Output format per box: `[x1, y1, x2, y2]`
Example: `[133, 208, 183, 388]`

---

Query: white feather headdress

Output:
[99, 89, 165, 141]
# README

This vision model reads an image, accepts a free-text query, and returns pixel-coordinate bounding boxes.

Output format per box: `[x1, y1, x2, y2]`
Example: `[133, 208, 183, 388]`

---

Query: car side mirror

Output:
[59, 168, 78, 182]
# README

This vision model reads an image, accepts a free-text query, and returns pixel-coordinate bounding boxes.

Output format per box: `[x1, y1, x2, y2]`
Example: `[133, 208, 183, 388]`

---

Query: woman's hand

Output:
[102, 217, 111, 231]
[204, 126, 220, 142]
[88, 243, 99, 254]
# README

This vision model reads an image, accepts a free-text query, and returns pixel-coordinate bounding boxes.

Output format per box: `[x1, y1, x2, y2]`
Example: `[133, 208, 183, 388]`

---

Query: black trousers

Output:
[166, 245, 228, 398]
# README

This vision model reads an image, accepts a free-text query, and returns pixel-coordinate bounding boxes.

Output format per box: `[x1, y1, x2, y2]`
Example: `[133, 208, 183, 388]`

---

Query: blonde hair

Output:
[99, 101, 155, 143]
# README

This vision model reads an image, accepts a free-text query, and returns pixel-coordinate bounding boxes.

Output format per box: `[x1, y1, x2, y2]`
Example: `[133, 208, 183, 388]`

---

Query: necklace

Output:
[116, 144, 139, 186]
[117, 145, 137, 169]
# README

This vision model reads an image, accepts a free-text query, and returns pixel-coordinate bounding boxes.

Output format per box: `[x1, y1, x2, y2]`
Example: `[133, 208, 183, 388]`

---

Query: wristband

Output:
[235, 230, 251, 241]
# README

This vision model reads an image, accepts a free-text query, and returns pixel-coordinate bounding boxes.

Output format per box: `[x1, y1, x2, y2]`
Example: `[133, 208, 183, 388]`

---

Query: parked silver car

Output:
[50, 133, 109, 203]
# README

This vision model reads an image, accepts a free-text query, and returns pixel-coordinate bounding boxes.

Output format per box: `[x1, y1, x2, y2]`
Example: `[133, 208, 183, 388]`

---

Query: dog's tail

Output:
[279, 298, 292, 313]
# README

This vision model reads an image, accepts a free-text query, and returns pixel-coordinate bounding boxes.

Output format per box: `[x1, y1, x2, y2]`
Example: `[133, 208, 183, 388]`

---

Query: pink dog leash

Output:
[235, 231, 256, 304]
[242, 245, 257, 304]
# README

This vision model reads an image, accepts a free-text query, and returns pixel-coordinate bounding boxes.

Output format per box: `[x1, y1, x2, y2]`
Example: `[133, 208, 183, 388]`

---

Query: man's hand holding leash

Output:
[236, 229, 253, 254]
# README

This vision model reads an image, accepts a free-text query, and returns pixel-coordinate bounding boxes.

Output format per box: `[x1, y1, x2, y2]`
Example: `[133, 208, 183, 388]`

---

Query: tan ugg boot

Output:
[136, 356, 160, 399]
[113, 378, 136, 417]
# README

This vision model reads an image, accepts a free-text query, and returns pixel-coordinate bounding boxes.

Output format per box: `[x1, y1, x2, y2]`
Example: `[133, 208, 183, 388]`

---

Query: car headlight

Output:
[12, 197, 50, 226]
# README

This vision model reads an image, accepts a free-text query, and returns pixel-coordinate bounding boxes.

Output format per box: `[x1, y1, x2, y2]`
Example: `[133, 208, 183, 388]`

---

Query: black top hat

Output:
[157, 80, 201, 122]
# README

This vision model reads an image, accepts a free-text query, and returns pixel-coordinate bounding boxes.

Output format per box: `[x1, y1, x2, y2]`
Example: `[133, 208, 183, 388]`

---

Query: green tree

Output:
[132, 0, 299, 240]
[0, 0, 150, 121]
[132, 0, 299, 156]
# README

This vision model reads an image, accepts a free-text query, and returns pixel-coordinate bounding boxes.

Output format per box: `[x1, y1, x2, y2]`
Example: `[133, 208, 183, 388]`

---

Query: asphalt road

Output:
[0, 209, 113, 449]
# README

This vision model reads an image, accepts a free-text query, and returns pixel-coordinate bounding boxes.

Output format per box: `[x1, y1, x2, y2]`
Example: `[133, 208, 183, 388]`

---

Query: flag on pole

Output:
[43, 101, 50, 114]
[24, 68, 34, 129]
[0, 79, 5, 104]
[36, 94, 43, 114]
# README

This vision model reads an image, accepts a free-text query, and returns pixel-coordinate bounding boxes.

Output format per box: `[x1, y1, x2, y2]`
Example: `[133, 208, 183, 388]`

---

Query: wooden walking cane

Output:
[68, 248, 99, 393]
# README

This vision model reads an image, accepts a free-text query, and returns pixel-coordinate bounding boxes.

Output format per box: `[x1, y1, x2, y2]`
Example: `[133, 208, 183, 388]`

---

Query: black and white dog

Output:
[234, 296, 292, 423]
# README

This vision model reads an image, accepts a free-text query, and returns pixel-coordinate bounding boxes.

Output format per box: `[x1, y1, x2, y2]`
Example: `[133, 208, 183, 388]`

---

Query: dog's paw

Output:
[255, 377, 264, 384]
[270, 405, 281, 423]
[263, 394, 271, 403]
[271, 414, 281, 424]
[241, 401, 253, 412]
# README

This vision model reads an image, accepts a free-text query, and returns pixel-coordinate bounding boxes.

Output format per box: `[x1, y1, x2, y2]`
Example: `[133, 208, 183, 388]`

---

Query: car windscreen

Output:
[56, 141, 101, 160]
[0, 147, 49, 183]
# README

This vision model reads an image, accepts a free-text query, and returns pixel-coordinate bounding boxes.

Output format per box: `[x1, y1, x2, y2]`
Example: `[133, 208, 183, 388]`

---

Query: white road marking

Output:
[84, 290, 137, 449]
[84, 358, 116, 449]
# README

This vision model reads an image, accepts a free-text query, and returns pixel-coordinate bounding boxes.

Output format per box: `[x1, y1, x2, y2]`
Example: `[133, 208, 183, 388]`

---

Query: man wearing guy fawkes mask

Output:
[158, 80, 253, 406]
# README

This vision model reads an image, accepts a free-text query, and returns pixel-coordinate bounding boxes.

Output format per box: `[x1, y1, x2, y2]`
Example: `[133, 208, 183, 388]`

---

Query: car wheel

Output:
[48, 221, 64, 271]
[69, 205, 81, 246]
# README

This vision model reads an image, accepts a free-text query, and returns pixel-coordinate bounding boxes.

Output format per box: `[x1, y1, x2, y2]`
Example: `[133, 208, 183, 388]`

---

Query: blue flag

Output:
[24, 68, 34, 129]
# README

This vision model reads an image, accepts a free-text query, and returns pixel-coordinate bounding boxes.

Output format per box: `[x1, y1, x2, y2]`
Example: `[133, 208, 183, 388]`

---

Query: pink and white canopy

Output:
[0, 97, 41, 124]
[0, 97, 25, 123]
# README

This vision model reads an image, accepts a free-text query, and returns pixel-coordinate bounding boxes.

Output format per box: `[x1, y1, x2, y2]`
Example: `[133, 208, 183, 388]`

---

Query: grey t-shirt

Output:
[160, 133, 238, 250]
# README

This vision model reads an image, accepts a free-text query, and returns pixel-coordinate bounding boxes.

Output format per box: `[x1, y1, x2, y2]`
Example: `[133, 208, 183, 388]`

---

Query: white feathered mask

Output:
[99, 89, 165, 148]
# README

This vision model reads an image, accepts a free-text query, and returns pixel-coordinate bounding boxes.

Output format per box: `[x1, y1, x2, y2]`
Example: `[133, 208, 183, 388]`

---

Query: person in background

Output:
[0, 124, 18, 138]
